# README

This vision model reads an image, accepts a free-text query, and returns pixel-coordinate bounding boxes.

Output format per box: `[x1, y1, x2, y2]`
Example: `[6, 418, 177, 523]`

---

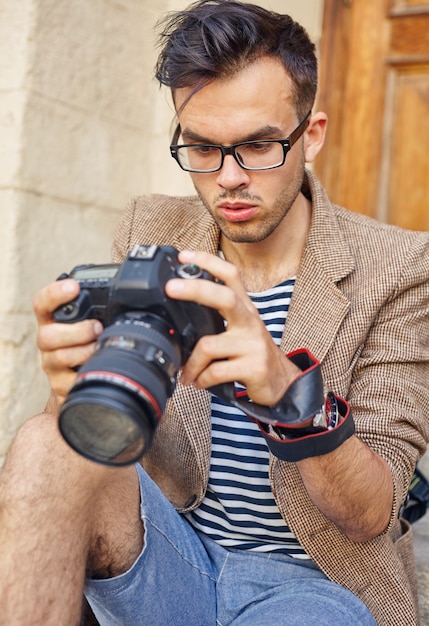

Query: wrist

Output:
[257, 393, 355, 462]
[210, 348, 355, 461]
[256, 349, 355, 462]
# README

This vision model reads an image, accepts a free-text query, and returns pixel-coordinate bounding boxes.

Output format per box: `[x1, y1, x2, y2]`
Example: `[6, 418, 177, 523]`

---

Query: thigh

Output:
[85, 465, 217, 626]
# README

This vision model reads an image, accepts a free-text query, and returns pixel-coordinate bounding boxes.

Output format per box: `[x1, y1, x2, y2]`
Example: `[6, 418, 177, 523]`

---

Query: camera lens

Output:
[59, 390, 151, 465]
[58, 314, 181, 466]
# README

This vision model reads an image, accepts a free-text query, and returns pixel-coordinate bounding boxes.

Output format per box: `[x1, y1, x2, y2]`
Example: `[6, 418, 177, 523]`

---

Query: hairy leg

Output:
[0, 412, 143, 626]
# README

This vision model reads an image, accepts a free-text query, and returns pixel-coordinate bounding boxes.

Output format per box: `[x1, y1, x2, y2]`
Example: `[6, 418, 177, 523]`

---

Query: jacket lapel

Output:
[280, 172, 355, 363]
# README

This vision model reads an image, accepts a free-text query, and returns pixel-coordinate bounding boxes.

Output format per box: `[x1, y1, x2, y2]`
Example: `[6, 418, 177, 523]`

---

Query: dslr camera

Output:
[54, 244, 224, 466]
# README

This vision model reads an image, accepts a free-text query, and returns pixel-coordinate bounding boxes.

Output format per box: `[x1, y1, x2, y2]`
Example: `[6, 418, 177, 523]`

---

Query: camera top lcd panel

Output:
[54, 245, 184, 325]
[53, 245, 223, 343]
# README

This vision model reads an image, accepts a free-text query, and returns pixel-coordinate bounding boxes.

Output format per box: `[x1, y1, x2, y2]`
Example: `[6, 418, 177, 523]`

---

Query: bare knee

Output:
[1, 412, 105, 498]
[0, 411, 123, 537]
[1, 412, 143, 579]
[4, 411, 72, 464]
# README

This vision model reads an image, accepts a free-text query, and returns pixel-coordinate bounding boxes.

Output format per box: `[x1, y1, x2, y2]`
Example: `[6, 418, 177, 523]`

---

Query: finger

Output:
[178, 250, 246, 292]
[37, 319, 103, 352]
[166, 268, 255, 323]
[33, 279, 80, 324]
[47, 369, 79, 406]
[181, 326, 302, 405]
[180, 332, 245, 387]
[182, 326, 267, 382]
[41, 339, 100, 405]
[42, 341, 98, 375]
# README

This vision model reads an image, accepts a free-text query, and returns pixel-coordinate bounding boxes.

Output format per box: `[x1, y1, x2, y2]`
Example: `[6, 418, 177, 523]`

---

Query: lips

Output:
[219, 202, 258, 223]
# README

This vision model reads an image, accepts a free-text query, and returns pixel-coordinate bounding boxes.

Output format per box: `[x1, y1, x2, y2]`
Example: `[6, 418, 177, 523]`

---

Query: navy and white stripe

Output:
[186, 278, 309, 558]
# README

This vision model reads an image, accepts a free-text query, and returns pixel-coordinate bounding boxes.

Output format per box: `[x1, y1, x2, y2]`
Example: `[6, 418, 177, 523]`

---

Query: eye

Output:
[188, 145, 218, 156]
[247, 141, 274, 153]
[236, 141, 276, 158]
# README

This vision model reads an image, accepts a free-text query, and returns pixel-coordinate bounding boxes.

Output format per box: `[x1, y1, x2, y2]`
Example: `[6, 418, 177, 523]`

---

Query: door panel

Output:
[383, 64, 429, 229]
[315, 0, 429, 231]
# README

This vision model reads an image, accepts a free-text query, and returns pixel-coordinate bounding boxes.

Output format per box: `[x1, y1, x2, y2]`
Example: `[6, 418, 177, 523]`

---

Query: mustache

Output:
[214, 190, 262, 203]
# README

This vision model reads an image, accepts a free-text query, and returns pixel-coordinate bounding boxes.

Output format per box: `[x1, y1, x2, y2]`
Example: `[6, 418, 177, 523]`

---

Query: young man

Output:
[1, 2, 428, 624]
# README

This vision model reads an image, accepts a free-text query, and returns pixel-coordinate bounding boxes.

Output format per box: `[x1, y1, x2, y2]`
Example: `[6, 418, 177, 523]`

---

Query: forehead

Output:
[174, 56, 297, 142]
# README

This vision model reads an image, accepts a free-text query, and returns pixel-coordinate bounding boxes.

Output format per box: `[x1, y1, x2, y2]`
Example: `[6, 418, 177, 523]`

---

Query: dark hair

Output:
[155, 0, 318, 118]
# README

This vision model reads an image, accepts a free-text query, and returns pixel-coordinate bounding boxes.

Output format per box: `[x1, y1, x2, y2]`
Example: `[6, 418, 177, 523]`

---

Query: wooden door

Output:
[315, 0, 429, 231]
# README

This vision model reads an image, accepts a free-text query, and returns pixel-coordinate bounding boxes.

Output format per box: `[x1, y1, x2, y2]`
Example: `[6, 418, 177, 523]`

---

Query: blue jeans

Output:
[85, 465, 376, 625]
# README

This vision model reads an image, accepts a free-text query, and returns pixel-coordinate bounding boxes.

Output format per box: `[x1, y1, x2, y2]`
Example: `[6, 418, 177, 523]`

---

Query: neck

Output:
[220, 193, 312, 292]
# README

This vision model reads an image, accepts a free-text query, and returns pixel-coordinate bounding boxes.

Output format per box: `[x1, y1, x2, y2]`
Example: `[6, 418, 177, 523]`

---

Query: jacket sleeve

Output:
[347, 232, 429, 525]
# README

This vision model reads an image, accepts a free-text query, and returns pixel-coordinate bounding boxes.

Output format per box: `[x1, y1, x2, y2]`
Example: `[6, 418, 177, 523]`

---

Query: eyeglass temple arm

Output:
[171, 124, 182, 146]
[288, 111, 312, 147]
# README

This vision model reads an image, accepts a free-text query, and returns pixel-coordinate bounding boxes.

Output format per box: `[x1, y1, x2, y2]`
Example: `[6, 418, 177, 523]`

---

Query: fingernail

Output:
[167, 279, 184, 295]
[61, 280, 77, 295]
[180, 250, 196, 261]
[93, 321, 103, 336]
[179, 370, 190, 386]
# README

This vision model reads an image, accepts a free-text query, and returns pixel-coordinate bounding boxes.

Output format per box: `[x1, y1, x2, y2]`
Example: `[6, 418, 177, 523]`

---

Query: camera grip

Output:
[53, 290, 94, 323]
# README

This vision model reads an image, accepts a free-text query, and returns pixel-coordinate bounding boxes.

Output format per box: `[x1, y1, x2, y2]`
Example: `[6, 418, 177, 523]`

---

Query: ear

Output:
[304, 112, 328, 164]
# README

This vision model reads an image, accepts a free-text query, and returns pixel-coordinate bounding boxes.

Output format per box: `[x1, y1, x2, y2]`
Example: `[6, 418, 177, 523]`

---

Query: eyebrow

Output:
[181, 124, 285, 145]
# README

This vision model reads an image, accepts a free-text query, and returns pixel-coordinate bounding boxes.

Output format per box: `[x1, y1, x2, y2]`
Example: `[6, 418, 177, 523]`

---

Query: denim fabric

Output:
[85, 465, 376, 626]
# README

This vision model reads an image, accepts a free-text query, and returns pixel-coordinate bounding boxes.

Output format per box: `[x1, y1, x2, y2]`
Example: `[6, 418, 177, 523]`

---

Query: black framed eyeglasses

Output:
[169, 111, 311, 173]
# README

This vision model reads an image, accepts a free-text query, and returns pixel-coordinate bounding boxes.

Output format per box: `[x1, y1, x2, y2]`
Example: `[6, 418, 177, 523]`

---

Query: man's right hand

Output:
[32, 278, 103, 408]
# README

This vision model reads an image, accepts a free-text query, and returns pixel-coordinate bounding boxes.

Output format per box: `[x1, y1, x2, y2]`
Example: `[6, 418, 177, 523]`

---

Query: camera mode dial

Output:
[176, 263, 203, 279]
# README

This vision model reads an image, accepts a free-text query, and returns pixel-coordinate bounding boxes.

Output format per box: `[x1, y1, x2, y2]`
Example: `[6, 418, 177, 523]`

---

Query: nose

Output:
[216, 154, 251, 190]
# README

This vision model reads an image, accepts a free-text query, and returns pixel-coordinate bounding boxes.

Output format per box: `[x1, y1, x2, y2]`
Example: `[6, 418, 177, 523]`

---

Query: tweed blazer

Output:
[111, 170, 429, 625]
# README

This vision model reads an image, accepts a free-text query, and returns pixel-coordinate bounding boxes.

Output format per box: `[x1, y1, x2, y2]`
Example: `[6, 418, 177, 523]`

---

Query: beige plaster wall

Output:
[0, 0, 323, 463]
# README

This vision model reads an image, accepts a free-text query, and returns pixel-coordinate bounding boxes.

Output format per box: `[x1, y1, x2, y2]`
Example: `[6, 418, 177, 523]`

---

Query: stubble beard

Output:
[194, 167, 305, 244]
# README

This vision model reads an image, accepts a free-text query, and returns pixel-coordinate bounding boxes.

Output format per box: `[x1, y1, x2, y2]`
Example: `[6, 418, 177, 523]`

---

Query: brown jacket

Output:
[111, 170, 429, 625]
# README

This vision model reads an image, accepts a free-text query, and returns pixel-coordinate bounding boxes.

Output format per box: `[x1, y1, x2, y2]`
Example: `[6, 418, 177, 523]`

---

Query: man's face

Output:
[174, 56, 307, 245]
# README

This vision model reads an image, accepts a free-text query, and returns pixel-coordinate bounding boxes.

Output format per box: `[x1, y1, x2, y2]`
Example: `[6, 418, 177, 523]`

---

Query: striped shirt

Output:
[186, 279, 309, 559]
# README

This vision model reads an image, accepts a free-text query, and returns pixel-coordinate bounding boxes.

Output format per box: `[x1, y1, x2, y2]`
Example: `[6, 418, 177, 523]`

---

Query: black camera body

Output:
[54, 244, 224, 466]
[55, 243, 224, 363]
